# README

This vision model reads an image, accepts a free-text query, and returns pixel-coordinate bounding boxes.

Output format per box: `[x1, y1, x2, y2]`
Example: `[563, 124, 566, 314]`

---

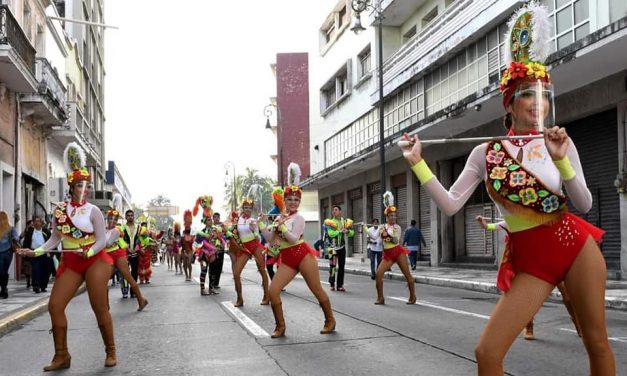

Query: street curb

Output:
[319, 265, 626, 312]
[0, 283, 87, 338]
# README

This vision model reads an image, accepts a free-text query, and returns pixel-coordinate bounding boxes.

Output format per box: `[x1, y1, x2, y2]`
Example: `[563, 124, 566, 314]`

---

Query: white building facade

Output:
[305, 0, 627, 278]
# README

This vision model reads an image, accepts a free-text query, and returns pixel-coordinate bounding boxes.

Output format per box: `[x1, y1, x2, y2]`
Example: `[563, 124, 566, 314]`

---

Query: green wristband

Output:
[411, 159, 434, 184]
[486, 223, 496, 231]
[258, 221, 267, 231]
[553, 156, 576, 181]
[85, 248, 95, 258]
[279, 224, 288, 234]
[33, 247, 45, 257]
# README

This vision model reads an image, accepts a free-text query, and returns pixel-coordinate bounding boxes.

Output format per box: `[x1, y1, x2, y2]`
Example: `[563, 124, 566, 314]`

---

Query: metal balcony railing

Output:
[36, 58, 67, 109]
[0, 5, 36, 76]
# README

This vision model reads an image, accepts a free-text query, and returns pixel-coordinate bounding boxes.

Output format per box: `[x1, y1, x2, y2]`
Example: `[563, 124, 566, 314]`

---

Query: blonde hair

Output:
[0, 211, 11, 240]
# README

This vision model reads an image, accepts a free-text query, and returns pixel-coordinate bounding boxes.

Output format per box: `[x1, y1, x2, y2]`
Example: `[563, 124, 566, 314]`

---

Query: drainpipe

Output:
[13, 94, 21, 228]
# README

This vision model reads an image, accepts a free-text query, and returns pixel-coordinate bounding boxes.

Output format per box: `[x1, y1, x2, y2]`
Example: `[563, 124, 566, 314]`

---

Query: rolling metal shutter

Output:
[417, 184, 432, 260]
[349, 188, 364, 254]
[564, 109, 620, 271]
[368, 182, 382, 223]
[464, 204, 497, 258]
[395, 186, 408, 241]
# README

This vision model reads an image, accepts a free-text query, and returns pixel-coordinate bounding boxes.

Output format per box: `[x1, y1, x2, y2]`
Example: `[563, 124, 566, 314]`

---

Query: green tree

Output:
[223, 168, 276, 213]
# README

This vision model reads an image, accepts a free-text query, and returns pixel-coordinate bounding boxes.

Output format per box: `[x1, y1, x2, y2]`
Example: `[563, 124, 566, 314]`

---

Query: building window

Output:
[357, 45, 371, 79]
[320, 60, 352, 115]
[422, 6, 438, 28]
[541, 0, 590, 51]
[403, 25, 417, 43]
[320, 1, 349, 51]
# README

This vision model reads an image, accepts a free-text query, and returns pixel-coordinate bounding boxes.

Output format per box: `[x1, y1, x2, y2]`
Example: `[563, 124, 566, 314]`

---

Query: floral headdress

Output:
[107, 193, 122, 219]
[499, 1, 551, 108]
[284, 162, 302, 199]
[242, 185, 261, 209]
[383, 191, 396, 215]
[63, 142, 90, 185]
[183, 209, 193, 229]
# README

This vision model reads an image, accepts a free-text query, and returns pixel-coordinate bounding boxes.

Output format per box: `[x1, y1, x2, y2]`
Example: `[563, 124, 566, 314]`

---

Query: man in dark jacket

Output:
[120, 210, 141, 298]
[402, 220, 426, 270]
[22, 216, 52, 293]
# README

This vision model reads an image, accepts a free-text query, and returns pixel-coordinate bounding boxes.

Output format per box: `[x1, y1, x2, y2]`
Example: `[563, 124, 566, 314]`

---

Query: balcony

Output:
[0, 5, 37, 92]
[20, 58, 68, 126]
[375, 0, 522, 102]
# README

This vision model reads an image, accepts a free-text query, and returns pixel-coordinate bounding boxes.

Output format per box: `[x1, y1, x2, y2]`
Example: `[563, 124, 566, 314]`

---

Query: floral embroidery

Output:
[54, 203, 90, 239]
[509, 171, 527, 186]
[61, 225, 71, 234]
[542, 195, 560, 213]
[526, 176, 536, 185]
[519, 187, 538, 205]
[54, 209, 63, 218]
[487, 150, 506, 165]
[526, 62, 548, 79]
[58, 214, 67, 223]
[503, 158, 513, 167]
[490, 167, 508, 180]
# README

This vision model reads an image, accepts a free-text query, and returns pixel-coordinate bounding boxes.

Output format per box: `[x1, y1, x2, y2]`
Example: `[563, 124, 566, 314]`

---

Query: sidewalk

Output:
[317, 255, 627, 311]
[0, 278, 86, 337]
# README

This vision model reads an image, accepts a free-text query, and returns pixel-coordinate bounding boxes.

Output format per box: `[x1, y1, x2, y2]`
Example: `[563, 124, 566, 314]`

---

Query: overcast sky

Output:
[104, 0, 324, 219]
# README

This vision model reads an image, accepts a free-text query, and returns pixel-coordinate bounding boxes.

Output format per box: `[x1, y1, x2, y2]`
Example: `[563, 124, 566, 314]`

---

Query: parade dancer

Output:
[231, 186, 270, 307]
[136, 223, 153, 284]
[172, 222, 183, 274]
[180, 210, 195, 282]
[18, 142, 117, 370]
[401, 3, 615, 373]
[324, 207, 354, 291]
[476, 216, 581, 340]
[373, 192, 416, 305]
[265, 187, 285, 280]
[209, 212, 227, 290]
[104, 207, 148, 311]
[260, 163, 336, 338]
[193, 195, 218, 295]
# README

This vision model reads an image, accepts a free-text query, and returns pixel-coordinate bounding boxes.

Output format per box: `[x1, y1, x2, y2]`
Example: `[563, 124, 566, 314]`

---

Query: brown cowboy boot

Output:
[407, 280, 416, 305]
[234, 277, 244, 307]
[270, 302, 285, 338]
[43, 326, 71, 371]
[523, 319, 535, 340]
[259, 268, 270, 305]
[374, 277, 385, 305]
[98, 323, 117, 367]
[319, 299, 336, 334]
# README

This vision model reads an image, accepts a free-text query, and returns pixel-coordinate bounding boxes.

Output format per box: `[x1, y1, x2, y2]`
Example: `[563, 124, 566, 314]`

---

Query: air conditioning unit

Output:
[94, 190, 113, 200]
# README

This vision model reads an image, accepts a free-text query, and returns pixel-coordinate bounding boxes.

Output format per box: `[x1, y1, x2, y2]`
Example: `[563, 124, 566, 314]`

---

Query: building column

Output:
[619, 102, 627, 280]
[435, 160, 454, 266]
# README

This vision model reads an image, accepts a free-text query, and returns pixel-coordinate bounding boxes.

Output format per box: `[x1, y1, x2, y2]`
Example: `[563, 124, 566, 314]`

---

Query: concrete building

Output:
[304, 0, 627, 278]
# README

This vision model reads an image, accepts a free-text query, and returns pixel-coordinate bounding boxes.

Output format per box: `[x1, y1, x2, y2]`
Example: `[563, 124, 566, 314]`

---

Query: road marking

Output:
[220, 301, 270, 338]
[390, 297, 490, 320]
[560, 328, 627, 343]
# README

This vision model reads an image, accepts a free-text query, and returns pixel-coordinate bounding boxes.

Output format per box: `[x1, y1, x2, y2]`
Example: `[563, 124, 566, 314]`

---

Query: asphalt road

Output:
[1, 259, 625, 375]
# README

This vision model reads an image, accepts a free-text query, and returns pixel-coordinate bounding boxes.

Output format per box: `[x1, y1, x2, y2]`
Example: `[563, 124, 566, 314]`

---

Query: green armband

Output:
[486, 223, 497, 231]
[33, 247, 45, 257]
[279, 224, 288, 234]
[553, 156, 576, 181]
[85, 248, 95, 258]
[258, 221, 267, 231]
[411, 159, 434, 184]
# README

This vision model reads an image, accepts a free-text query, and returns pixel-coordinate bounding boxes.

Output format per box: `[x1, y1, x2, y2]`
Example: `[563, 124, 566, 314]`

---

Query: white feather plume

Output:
[112, 193, 123, 213]
[383, 191, 394, 209]
[62, 142, 86, 172]
[287, 163, 301, 186]
[503, 1, 551, 66]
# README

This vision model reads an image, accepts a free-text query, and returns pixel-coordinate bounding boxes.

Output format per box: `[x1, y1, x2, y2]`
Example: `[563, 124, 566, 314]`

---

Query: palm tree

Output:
[224, 168, 276, 213]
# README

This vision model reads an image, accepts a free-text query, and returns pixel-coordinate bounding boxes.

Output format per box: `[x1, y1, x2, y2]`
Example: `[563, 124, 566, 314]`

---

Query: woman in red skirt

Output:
[373, 191, 416, 305]
[18, 142, 117, 370]
[259, 163, 336, 338]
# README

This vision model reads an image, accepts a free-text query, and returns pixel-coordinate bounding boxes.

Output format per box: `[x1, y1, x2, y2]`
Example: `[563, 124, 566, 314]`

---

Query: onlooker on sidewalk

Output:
[19, 219, 33, 288]
[366, 219, 382, 280]
[21, 216, 52, 293]
[402, 219, 426, 270]
[0, 211, 19, 299]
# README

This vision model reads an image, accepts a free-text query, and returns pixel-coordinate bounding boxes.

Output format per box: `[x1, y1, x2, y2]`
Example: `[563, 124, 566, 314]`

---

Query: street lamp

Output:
[264, 103, 284, 185]
[351, 0, 386, 222]
[263, 104, 276, 130]
[224, 161, 236, 212]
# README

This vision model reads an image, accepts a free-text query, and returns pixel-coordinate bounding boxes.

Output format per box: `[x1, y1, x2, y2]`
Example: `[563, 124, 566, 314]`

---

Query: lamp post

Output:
[351, 0, 386, 222]
[224, 161, 236, 211]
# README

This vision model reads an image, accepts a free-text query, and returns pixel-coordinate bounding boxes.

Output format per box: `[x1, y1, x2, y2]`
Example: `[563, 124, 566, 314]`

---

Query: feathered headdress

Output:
[500, 1, 552, 108]
[242, 184, 262, 211]
[63, 142, 90, 185]
[193, 195, 213, 221]
[271, 187, 285, 214]
[173, 221, 181, 235]
[383, 191, 397, 215]
[183, 209, 193, 229]
[284, 162, 302, 198]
